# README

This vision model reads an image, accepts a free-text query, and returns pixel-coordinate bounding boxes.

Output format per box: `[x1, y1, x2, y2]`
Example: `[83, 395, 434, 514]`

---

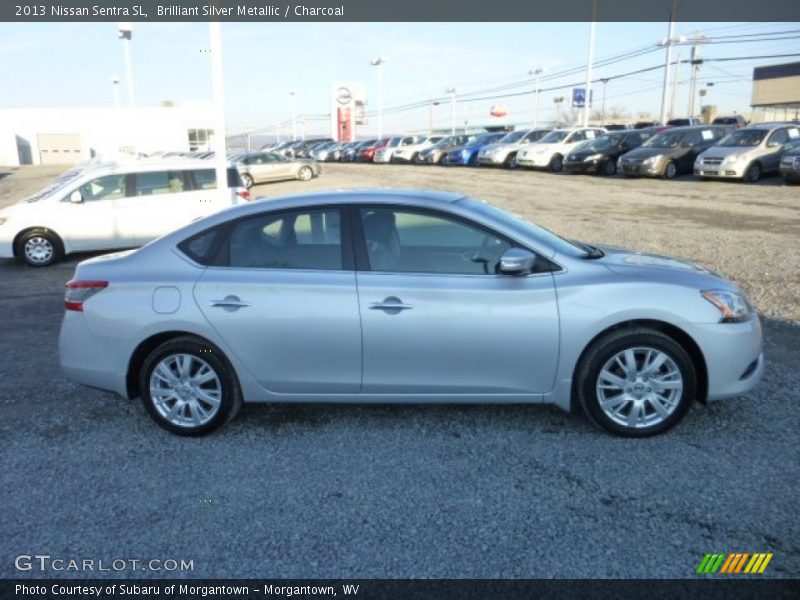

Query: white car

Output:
[0, 159, 249, 267]
[517, 127, 607, 172]
[391, 135, 446, 164]
[374, 135, 422, 163]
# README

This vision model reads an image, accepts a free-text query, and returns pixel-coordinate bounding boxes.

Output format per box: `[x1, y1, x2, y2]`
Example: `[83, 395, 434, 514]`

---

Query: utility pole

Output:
[669, 52, 682, 120]
[208, 22, 229, 205]
[370, 55, 387, 139]
[111, 75, 120, 108]
[427, 85, 434, 133]
[687, 35, 709, 118]
[117, 23, 135, 106]
[289, 90, 297, 141]
[583, 0, 597, 127]
[600, 78, 609, 123]
[658, 0, 678, 126]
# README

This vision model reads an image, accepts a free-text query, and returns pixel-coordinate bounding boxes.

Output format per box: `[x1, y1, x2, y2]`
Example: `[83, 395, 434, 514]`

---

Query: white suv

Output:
[391, 135, 446, 164]
[0, 159, 249, 266]
[517, 127, 607, 171]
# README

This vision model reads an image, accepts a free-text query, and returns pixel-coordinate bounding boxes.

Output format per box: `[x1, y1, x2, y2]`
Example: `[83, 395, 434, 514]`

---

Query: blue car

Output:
[444, 132, 506, 166]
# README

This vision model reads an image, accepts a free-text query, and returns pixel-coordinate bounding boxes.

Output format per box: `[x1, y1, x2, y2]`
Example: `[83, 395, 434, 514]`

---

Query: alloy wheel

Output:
[595, 346, 684, 429]
[149, 354, 222, 428]
[24, 236, 54, 265]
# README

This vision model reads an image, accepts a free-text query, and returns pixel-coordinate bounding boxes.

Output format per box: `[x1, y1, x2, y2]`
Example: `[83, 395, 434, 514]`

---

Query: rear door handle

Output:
[210, 295, 251, 310]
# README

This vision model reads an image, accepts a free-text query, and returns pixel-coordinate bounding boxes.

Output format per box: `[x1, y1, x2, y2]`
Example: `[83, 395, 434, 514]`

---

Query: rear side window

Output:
[133, 171, 186, 196]
[227, 209, 343, 270]
[190, 168, 244, 190]
[178, 228, 223, 265]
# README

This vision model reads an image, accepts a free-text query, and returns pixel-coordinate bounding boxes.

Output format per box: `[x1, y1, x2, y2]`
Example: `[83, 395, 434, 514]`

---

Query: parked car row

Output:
[325, 122, 800, 183]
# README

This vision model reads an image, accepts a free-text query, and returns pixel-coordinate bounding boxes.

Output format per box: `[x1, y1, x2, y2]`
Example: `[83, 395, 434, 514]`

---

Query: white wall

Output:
[0, 104, 215, 166]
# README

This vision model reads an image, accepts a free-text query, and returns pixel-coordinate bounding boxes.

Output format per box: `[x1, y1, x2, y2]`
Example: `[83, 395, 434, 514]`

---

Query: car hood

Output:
[622, 146, 678, 160]
[697, 146, 756, 160]
[481, 143, 514, 152]
[595, 244, 735, 290]
[568, 147, 614, 159]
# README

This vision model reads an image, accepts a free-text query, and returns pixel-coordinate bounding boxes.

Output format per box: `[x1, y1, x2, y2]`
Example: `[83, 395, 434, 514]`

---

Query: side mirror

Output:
[69, 190, 83, 204]
[499, 248, 537, 276]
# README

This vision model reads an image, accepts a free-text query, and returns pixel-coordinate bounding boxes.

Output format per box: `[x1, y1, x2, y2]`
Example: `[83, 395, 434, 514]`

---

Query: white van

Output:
[0, 159, 249, 266]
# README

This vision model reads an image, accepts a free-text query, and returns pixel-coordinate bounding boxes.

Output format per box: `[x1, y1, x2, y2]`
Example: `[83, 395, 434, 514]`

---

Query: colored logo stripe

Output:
[698, 553, 773, 574]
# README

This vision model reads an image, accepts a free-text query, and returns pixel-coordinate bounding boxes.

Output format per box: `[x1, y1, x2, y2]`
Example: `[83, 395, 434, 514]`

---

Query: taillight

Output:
[237, 189, 251, 201]
[65, 280, 108, 311]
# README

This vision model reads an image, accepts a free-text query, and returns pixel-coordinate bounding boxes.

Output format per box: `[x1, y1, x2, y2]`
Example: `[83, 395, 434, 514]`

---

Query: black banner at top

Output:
[2, 0, 800, 22]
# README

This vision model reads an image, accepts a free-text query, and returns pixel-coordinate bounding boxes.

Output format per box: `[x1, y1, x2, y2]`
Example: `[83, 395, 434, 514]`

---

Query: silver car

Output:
[694, 123, 800, 182]
[478, 129, 552, 168]
[59, 190, 763, 437]
[235, 151, 320, 188]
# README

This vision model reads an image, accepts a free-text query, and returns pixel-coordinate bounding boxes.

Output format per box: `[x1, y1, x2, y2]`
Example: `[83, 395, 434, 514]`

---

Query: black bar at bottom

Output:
[2, 579, 799, 600]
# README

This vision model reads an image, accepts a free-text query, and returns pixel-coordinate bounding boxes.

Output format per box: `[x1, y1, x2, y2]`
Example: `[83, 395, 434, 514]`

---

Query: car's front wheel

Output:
[297, 166, 313, 181]
[548, 154, 564, 172]
[140, 337, 242, 436]
[18, 229, 63, 267]
[576, 328, 696, 437]
[241, 173, 254, 189]
[744, 162, 761, 183]
[505, 152, 518, 169]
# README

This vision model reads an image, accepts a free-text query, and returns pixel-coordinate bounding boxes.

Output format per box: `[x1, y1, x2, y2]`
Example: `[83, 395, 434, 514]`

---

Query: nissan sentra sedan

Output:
[59, 190, 763, 437]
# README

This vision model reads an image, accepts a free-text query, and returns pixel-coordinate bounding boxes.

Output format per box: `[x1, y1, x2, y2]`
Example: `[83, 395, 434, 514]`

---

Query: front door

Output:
[193, 206, 361, 394]
[58, 173, 130, 251]
[354, 206, 560, 395]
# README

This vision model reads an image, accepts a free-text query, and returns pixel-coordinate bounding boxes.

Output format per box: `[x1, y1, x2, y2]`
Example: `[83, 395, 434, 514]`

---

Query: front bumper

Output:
[477, 153, 508, 166]
[517, 153, 551, 168]
[618, 160, 663, 177]
[780, 163, 800, 181]
[694, 161, 746, 178]
[564, 160, 600, 174]
[686, 316, 764, 401]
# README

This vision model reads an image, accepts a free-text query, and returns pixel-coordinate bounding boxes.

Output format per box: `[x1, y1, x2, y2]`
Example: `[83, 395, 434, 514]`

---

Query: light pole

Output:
[445, 86, 457, 135]
[117, 22, 135, 107]
[529, 67, 544, 128]
[289, 89, 297, 141]
[583, 0, 597, 127]
[553, 96, 565, 125]
[656, 0, 686, 125]
[208, 22, 229, 205]
[111, 75, 120, 108]
[370, 55, 387, 139]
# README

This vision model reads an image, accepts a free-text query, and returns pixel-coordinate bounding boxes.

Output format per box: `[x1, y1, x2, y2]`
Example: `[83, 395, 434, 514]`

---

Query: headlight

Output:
[701, 290, 751, 323]
[725, 154, 745, 163]
[642, 155, 661, 166]
[584, 153, 602, 162]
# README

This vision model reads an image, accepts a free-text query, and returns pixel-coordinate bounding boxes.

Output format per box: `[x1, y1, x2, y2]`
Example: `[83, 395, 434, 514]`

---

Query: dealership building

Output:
[751, 61, 800, 122]
[0, 102, 216, 167]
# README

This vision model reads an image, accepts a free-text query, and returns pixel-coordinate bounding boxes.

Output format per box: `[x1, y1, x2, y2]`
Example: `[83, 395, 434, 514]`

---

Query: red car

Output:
[358, 138, 388, 162]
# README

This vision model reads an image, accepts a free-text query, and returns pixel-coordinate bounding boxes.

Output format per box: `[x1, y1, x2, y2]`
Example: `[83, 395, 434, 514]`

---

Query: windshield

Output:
[459, 197, 588, 259]
[718, 129, 767, 147]
[498, 130, 527, 144]
[539, 131, 569, 144]
[24, 169, 83, 203]
[643, 131, 684, 148]
[584, 133, 625, 150]
[433, 136, 453, 147]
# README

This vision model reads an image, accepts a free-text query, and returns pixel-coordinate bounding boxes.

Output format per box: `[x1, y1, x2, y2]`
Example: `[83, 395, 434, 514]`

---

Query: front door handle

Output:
[210, 295, 251, 311]
[369, 296, 414, 313]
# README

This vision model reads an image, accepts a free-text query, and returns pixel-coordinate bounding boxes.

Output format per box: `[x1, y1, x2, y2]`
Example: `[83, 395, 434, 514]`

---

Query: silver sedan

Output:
[59, 190, 763, 437]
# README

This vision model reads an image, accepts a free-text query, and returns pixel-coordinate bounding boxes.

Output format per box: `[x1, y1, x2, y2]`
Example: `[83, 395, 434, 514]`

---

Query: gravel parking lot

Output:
[1, 163, 798, 579]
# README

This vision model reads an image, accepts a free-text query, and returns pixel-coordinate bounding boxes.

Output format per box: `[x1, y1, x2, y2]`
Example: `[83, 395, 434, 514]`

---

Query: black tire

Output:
[468, 153, 479, 167]
[241, 173, 254, 189]
[297, 166, 313, 181]
[601, 159, 616, 176]
[575, 327, 697, 437]
[437, 154, 447, 166]
[744, 162, 761, 183]
[139, 336, 242, 436]
[17, 229, 63, 267]
[548, 154, 564, 172]
[504, 152, 518, 169]
[411, 152, 421, 165]
[662, 160, 677, 179]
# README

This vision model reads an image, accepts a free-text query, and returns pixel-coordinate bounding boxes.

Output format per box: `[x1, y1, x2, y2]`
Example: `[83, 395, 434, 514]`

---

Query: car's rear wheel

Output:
[548, 154, 564, 172]
[298, 166, 313, 181]
[18, 229, 63, 267]
[241, 173, 254, 189]
[662, 160, 677, 179]
[744, 162, 761, 183]
[140, 337, 242, 436]
[576, 328, 696, 437]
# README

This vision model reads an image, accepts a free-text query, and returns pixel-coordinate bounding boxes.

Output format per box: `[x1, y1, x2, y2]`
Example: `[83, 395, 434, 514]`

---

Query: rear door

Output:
[193, 206, 361, 394]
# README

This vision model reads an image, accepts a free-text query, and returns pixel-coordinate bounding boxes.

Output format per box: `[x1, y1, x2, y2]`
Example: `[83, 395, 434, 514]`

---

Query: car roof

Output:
[740, 123, 792, 130]
[78, 158, 235, 175]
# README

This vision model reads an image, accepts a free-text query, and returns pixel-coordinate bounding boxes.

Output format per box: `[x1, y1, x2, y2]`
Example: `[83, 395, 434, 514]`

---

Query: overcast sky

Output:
[1, 21, 797, 136]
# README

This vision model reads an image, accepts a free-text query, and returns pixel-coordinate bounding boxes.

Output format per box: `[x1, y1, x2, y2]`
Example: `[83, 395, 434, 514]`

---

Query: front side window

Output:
[767, 128, 789, 146]
[360, 208, 511, 275]
[228, 209, 342, 270]
[76, 174, 127, 202]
